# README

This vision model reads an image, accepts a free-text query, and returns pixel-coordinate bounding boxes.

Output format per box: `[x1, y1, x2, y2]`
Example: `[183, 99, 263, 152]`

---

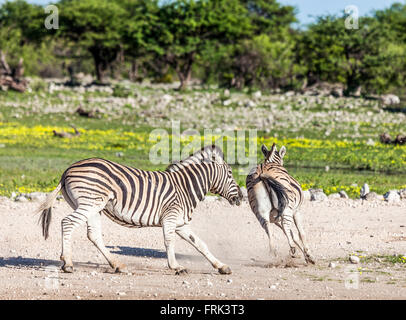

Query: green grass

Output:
[0, 86, 405, 197]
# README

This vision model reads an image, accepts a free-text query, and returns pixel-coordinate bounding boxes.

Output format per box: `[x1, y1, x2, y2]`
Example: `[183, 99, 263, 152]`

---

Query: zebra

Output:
[36, 145, 243, 275]
[246, 143, 315, 264]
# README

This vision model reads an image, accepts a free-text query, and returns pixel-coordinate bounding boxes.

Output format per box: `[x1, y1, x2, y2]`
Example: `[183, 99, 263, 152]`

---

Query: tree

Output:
[0, 0, 58, 78]
[200, 0, 297, 89]
[297, 14, 402, 94]
[149, 0, 252, 90]
[58, 0, 127, 83]
[120, 0, 161, 81]
[0, 0, 46, 45]
[240, 0, 296, 35]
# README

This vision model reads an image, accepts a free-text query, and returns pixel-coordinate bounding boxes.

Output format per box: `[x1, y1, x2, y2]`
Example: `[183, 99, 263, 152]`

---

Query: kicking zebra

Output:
[246, 143, 315, 264]
[36, 145, 243, 275]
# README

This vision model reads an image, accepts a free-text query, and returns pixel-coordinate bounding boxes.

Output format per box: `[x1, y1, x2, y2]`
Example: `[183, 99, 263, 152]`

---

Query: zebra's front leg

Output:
[176, 224, 231, 275]
[162, 220, 188, 275]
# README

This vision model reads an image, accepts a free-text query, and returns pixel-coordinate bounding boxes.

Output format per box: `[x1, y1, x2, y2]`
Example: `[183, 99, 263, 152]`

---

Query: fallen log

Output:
[0, 51, 27, 92]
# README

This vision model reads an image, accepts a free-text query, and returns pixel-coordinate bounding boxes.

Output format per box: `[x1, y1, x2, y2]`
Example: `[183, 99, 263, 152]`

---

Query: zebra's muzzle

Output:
[229, 196, 241, 206]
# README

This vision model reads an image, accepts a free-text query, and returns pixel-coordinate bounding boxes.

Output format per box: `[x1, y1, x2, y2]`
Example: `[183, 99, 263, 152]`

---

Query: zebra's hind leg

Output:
[86, 213, 126, 273]
[162, 218, 188, 275]
[278, 209, 299, 259]
[293, 211, 316, 264]
[176, 224, 231, 275]
[60, 206, 90, 273]
[263, 219, 277, 258]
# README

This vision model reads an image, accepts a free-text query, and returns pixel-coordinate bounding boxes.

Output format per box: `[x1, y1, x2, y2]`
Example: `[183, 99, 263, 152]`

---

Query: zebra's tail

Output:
[35, 182, 62, 240]
[259, 172, 288, 217]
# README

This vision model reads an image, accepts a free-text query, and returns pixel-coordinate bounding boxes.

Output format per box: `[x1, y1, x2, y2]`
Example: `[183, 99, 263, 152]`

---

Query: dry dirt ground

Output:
[0, 196, 406, 300]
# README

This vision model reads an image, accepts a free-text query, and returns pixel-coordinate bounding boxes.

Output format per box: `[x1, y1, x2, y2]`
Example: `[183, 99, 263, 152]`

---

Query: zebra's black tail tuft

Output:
[260, 173, 288, 217]
[40, 207, 52, 240]
[35, 182, 62, 240]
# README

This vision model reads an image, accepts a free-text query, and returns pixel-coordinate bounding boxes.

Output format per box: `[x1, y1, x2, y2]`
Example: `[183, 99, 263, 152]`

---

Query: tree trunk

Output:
[129, 60, 138, 82]
[176, 52, 195, 90]
[90, 48, 112, 84]
[94, 57, 106, 83]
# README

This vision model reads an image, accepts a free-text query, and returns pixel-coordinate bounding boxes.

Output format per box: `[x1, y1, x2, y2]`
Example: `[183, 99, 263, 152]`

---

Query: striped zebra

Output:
[36, 145, 243, 275]
[246, 143, 315, 264]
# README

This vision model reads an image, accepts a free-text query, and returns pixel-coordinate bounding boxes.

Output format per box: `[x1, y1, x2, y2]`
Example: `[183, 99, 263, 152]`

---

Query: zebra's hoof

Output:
[62, 265, 74, 273]
[218, 265, 232, 275]
[306, 255, 316, 265]
[113, 264, 127, 273]
[175, 268, 189, 276]
[290, 247, 298, 258]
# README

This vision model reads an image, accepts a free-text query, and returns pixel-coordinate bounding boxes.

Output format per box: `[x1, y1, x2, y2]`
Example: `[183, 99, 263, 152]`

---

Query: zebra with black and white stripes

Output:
[36, 145, 243, 275]
[246, 143, 315, 264]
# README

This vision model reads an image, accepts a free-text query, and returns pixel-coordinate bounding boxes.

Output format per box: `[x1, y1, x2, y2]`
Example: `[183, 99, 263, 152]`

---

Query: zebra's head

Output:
[261, 143, 286, 165]
[200, 145, 243, 206]
[210, 163, 243, 206]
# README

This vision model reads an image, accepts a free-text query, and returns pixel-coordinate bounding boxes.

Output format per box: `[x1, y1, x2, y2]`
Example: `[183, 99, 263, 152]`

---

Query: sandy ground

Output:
[0, 196, 406, 300]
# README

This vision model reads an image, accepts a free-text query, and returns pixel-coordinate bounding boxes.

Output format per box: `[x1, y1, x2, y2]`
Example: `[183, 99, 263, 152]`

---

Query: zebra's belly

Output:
[103, 201, 162, 227]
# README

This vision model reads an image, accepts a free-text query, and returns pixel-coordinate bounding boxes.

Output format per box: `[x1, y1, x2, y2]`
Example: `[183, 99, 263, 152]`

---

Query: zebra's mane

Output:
[166, 145, 225, 172]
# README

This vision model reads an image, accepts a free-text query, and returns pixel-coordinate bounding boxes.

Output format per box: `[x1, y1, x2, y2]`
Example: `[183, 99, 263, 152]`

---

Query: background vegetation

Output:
[1, 0, 406, 94]
[0, 0, 405, 199]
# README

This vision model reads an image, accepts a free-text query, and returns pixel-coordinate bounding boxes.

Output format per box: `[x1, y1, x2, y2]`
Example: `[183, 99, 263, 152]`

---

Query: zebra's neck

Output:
[170, 161, 215, 207]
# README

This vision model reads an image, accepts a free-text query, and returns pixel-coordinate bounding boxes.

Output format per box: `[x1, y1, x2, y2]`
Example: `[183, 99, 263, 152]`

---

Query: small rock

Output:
[349, 256, 360, 264]
[28, 192, 47, 201]
[360, 183, 370, 199]
[328, 193, 341, 200]
[328, 262, 337, 268]
[222, 99, 232, 106]
[15, 195, 28, 202]
[339, 191, 349, 199]
[245, 100, 256, 108]
[252, 91, 262, 99]
[117, 292, 126, 296]
[380, 94, 400, 106]
[310, 190, 328, 202]
[384, 190, 401, 203]
[227, 279, 233, 284]
[303, 190, 311, 201]
[364, 192, 379, 201]
[399, 189, 406, 199]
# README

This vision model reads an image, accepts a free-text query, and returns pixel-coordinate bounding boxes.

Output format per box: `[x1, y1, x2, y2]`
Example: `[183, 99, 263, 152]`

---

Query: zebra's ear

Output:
[261, 144, 269, 158]
[279, 146, 286, 159]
